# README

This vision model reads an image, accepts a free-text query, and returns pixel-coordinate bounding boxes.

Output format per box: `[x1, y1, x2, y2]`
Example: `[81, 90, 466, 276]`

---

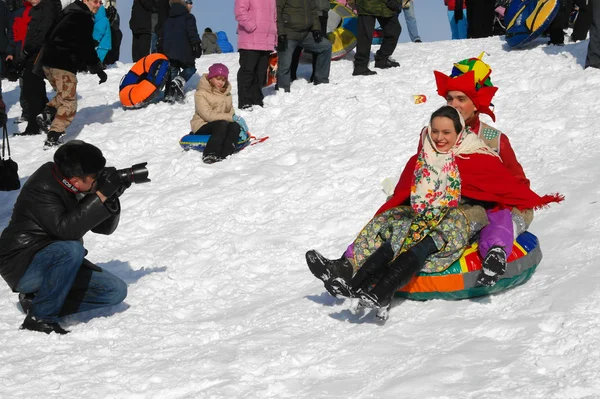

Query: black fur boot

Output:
[359, 236, 438, 309]
[329, 242, 394, 298]
[306, 250, 354, 297]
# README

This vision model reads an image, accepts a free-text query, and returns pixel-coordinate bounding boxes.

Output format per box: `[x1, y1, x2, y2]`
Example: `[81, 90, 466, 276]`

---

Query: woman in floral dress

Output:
[306, 105, 562, 310]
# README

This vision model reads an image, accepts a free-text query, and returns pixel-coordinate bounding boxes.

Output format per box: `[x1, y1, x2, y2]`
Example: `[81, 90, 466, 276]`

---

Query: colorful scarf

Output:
[410, 112, 499, 214]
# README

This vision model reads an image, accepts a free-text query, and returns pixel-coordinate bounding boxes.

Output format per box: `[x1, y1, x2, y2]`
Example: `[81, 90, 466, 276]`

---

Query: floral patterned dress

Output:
[350, 205, 471, 274]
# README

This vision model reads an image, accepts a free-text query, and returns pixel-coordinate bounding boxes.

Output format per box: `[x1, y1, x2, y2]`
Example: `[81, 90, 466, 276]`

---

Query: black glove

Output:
[277, 35, 288, 52]
[5, 59, 23, 81]
[312, 30, 322, 43]
[95, 167, 121, 198]
[113, 181, 131, 199]
[192, 42, 202, 58]
[97, 70, 108, 84]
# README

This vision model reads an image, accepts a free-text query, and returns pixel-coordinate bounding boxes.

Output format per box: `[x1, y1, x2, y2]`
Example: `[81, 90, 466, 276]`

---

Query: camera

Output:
[116, 162, 150, 184]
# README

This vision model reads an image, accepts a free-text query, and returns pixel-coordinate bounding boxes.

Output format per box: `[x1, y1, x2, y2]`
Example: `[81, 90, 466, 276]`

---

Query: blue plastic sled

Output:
[505, 0, 560, 48]
[179, 134, 251, 152]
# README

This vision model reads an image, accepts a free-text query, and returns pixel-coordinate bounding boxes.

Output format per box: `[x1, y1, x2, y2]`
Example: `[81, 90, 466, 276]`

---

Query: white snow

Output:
[1, 35, 600, 398]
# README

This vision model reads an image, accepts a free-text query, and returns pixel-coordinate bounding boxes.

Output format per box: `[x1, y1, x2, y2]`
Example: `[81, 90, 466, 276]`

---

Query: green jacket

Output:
[276, 0, 321, 41]
[315, 0, 330, 13]
[356, 0, 402, 17]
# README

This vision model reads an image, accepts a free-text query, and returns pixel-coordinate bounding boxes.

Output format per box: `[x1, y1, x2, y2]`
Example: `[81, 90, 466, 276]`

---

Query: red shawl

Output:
[377, 152, 563, 215]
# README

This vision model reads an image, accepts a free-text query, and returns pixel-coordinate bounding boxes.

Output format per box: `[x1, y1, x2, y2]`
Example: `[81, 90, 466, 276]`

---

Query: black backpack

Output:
[104, 1, 123, 65]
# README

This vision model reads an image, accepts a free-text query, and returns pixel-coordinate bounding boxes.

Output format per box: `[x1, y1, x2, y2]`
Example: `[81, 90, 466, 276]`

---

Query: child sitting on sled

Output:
[190, 63, 249, 164]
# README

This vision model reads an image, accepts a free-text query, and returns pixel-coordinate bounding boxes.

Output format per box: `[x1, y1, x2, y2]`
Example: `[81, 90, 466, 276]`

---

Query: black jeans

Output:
[132, 33, 152, 63]
[195, 120, 241, 159]
[354, 14, 401, 69]
[466, 0, 495, 38]
[237, 49, 270, 109]
[22, 62, 48, 132]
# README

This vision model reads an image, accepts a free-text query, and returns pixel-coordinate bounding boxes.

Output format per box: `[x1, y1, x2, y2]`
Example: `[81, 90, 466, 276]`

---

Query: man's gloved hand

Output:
[312, 30, 322, 43]
[277, 35, 288, 52]
[95, 167, 121, 198]
[192, 42, 202, 58]
[233, 114, 249, 133]
[97, 70, 108, 84]
[113, 181, 132, 199]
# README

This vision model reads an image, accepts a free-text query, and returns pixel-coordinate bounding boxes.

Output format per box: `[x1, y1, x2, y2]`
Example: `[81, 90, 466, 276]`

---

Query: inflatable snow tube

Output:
[179, 133, 251, 152]
[119, 53, 170, 108]
[396, 231, 542, 300]
[505, 0, 559, 48]
[328, 1, 358, 60]
[372, 28, 383, 45]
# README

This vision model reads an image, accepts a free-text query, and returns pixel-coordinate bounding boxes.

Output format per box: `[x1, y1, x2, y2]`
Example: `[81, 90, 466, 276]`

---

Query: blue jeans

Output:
[448, 10, 468, 39]
[403, 2, 421, 42]
[15, 241, 127, 322]
[277, 32, 332, 92]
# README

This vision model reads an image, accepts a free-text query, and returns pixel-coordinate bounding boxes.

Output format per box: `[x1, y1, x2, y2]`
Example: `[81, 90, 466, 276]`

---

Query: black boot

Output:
[359, 236, 438, 308]
[20, 313, 69, 335]
[329, 242, 394, 298]
[18, 293, 35, 314]
[374, 52, 400, 69]
[44, 130, 65, 149]
[36, 106, 57, 133]
[476, 246, 507, 287]
[306, 250, 354, 297]
[352, 66, 377, 76]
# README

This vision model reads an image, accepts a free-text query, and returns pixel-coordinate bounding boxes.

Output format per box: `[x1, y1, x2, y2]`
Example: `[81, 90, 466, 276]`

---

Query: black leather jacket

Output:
[0, 162, 120, 290]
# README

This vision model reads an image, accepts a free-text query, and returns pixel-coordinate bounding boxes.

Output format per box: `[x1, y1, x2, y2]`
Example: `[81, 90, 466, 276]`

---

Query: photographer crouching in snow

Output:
[0, 141, 149, 334]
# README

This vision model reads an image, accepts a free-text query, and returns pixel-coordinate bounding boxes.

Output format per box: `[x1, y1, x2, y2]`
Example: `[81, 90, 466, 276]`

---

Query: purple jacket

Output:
[234, 0, 277, 51]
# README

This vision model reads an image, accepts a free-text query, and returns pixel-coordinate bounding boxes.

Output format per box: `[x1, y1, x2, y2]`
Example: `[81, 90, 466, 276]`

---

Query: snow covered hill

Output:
[1, 35, 600, 398]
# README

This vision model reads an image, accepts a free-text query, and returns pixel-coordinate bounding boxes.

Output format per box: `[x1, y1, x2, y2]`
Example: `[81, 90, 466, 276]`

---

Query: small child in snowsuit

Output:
[161, 0, 202, 103]
[190, 63, 249, 164]
[93, 5, 112, 63]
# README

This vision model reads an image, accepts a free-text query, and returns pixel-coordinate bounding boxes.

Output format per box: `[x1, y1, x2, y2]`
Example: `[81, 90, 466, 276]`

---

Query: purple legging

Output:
[479, 209, 514, 258]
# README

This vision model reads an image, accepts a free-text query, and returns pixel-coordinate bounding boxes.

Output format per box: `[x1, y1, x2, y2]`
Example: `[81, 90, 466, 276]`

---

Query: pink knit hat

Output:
[207, 63, 229, 80]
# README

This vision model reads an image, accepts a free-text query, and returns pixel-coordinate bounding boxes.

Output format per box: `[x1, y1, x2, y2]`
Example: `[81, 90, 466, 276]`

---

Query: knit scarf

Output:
[410, 118, 500, 214]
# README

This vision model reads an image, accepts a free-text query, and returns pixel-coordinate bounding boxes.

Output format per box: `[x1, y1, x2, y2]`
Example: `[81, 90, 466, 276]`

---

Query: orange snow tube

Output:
[119, 53, 170, 108]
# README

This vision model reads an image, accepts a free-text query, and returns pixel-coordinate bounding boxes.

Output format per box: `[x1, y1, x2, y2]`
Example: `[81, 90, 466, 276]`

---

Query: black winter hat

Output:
[54, 140, 106, 178]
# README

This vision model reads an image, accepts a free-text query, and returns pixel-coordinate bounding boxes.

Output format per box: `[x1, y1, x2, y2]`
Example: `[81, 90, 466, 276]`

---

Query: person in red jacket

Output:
[429, 53, 535, 285]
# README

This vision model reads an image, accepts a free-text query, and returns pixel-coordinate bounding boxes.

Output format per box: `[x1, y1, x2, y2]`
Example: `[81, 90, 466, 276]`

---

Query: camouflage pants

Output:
[43, 67, 77, 133]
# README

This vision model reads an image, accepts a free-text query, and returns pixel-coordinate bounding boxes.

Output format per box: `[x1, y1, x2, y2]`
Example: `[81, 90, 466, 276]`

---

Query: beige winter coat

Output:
[190, 74, 235, 133]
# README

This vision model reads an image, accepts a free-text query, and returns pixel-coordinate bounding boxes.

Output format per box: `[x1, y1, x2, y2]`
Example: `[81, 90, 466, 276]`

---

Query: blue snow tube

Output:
[505, 0, 560, 48]
[179, 133, 250, 152]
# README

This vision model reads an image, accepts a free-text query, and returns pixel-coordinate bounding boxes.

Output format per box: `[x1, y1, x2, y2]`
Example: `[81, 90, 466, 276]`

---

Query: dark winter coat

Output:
[356, 0, 402, 17]
[7, 2, 32, 55]
[6, 0, 23, 13]
[129, 0, 157, 34]
[201, 31, 221, 54]
[162, 1, 200, 66]
[154, 0, 170, 43]
[22, 0, 60, 62]
[0, 1, 11, 55]
[276, 0, 321, 41]
[0, 162, 120, 291]
[41, 0, 101, 74]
